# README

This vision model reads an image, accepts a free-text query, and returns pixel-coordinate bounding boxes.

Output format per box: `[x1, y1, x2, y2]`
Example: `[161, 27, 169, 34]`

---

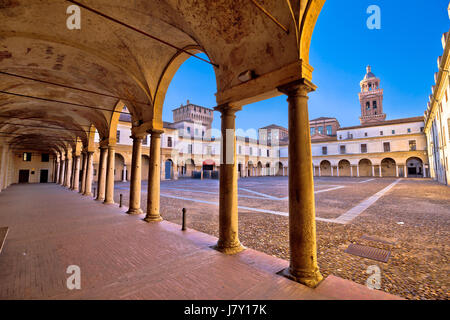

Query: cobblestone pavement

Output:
[112, 176, 450, 300]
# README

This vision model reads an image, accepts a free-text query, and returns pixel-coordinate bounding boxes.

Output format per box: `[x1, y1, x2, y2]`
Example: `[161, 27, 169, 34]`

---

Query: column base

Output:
[95, 197, 105, 202]
[127, 208, 143, 215]
[278, 267, 323, 288]
[143, 214, 163, 222]
[103, 200, 115, 205]
[82, 192, 93, 196]
[211, 242, 246, 255]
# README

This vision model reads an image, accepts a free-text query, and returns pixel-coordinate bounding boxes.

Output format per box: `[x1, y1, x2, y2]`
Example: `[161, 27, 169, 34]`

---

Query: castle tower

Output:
[359, 66, 386, 125]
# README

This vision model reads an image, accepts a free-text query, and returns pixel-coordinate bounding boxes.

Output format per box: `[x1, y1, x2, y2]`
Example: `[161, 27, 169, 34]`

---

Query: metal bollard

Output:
[119, 194, 123, 207]
[93, 187, 96, 198]
[182, 208, 186, 231]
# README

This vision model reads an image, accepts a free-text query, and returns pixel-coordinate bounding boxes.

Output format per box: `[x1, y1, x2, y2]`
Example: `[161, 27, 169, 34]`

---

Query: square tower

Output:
[359, 66, 386, 125]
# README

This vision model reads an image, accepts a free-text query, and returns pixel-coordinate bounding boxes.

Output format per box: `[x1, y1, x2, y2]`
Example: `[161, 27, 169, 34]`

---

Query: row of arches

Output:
[315, 157, 426, 177]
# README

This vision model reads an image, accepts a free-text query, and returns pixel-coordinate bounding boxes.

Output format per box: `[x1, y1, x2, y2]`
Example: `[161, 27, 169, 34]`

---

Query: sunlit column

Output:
[212, 103, 244, 254]
[72, 156, 80, 191]
[96, 146, 107, 201]
[127, 135, 143, 214]
[278, 79, 323, 288]
[83, 151, 94, 196]
[144, 130, 164, 222]
[104, 145, 115, 204]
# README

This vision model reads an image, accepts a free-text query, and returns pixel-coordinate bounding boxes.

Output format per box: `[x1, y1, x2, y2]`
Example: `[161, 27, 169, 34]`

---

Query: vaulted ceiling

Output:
[0, 0, 325, 155]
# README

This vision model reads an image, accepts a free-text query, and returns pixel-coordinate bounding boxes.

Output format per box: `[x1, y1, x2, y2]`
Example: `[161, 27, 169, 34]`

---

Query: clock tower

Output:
[359, 66, 386, 125]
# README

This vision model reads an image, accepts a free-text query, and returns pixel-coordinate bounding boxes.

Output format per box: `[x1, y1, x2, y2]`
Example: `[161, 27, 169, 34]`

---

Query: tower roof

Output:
[363, 65, 376, 80]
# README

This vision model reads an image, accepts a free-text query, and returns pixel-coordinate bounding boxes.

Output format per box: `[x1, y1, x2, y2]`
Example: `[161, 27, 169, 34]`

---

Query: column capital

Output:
[277, 78, 317, 96]
[147, 129, 164, 137]
[214, 103, 242, 114]
[99, 145, 108, 150]
[130, 134, 145, 140]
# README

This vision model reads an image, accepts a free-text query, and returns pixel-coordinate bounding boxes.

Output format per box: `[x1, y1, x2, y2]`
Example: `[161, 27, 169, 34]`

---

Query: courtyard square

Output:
[112, 176, 450, 300]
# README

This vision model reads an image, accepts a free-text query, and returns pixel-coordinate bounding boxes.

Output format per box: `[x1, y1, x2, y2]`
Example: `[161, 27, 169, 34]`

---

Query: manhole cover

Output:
[344, 243, 391, 263]
[360, 234, 396, 245]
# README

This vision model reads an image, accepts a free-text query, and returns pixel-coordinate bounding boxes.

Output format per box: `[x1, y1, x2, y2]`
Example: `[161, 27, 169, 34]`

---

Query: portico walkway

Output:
[0, 183, 400, 300]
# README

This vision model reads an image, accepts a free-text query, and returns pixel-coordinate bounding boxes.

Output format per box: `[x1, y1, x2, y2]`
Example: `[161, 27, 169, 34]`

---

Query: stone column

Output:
[80, 152, 87, 194]
[96, 146, 108, 201]
[144, 130, 163, 222]
[422, 164, 426, 178]
[331, 166, 334, 177]
[104, 145, 115, 204]
[372, 165, 375, 177]
[55, 160, 60, 183]
[336, 165, 340, 177]
[122, 164, 127, 182]
[396, 165, 399, 177]
[59, 158, 65, 185]
[357, 164, 360, 177]
[210, 104, 244, 254]
[379, 165, 382, 177]
[64, 155, 72, 188]
[318, 166, 321, 177]
[278, 80, 323, 288]
[72, 156, 80, 191]
[350, 166, 353, 177]
[127, 136, 143, 214]
[83, 151, 94, 196]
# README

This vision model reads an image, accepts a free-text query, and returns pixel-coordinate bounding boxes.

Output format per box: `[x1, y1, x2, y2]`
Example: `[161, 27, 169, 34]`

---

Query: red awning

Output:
[203, 159, 215, 165]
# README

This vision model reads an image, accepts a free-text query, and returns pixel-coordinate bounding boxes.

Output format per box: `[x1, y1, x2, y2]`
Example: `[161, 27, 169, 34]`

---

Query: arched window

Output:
[366, 102, 370, 110]
[373, 101, 377, 109]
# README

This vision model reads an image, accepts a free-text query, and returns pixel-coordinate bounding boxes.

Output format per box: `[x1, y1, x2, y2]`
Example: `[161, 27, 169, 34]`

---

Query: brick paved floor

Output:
[111, 176, 449, 300]
[0, 183, 400, 300]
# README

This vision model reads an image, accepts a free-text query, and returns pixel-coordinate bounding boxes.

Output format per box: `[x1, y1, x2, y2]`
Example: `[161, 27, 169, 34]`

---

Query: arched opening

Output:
[275, 162, 284, 176]
[320, 160, 332, 176]
[114, 153, 126, 182]
[184, 159, 195, 177]
[202, 159, 215, 179]
[406, 157, 424, 177]
[257, 161, 263, 176]
[381, 158, 396, 177]
[247, 161, 253, 177]
[338, 159, 351, 177]
[141, 155, 149, 181]
[358, 159, 373, 177]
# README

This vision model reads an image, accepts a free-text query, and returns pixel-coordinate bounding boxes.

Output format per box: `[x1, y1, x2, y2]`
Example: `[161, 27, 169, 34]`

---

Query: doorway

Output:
[40, 169, 48, 183]
[18, 170, 29, 183]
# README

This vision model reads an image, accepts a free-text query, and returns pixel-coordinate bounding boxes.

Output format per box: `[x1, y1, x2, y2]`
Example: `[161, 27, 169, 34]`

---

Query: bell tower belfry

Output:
[359, 66, 386, 125]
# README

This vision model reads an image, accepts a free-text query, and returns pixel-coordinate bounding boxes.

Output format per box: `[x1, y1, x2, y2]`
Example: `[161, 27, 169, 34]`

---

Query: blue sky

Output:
[162, 0, 449, 134]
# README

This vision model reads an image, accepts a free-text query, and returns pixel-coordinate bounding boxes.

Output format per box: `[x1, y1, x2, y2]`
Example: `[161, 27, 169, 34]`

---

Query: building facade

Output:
[424, 27, 450, 185]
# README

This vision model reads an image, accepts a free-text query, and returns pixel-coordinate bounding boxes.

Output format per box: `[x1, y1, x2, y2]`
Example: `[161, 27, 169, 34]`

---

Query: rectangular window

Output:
[318, 126, 323, 134]
[239, 145, 242, 154]
[361, 144, 367, 153]
[23, 152, 32, 161]
[392, 130, 395, 134]
[364, 132, 368, 137]
[407, 128, 411, 133]
[188, 144, 192, 153]
[195, 128, 199, 136]
[167, 137, 172, 148]
[322, 146, 327, 155]
[187, 127, 191, 134]
[41, 153, 49, 162]
[207, 146, 212, 155]
[258, 149, 261, 156]
[420, 127, 424, 132]
[310, 127, 316, 135]
[340, 145, 346, 154]
[380, 131, 383, 136]
[267, 150, 270, 157]
[409, 140, 417, 151]
[250, 147, 253, 155]
[326, 125, 332, 135]
[116, 130, 120, 143]
[383, 142, 390, 152]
